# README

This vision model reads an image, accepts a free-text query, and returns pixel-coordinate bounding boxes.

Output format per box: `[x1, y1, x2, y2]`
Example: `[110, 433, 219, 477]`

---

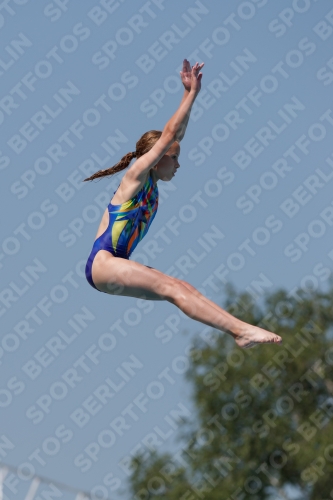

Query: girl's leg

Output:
[92, 252, 282, 349]
[150, 267, 239, 318]
[146, 267, 274, 348]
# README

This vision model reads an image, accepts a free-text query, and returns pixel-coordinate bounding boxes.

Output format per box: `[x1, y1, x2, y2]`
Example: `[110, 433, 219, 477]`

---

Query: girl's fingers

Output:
[184, 60, 204, 71]
[192, 62, 204, 75]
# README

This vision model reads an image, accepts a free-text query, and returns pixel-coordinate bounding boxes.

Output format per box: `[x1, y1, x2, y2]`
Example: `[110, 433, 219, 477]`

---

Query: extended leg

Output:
[156, 274, 279, 348]
[147, 268, 259, 344]
[92, 253, 282, 348]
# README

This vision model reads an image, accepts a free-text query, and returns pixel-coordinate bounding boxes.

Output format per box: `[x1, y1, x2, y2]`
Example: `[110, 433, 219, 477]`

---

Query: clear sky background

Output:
[1, 0, 333, 498]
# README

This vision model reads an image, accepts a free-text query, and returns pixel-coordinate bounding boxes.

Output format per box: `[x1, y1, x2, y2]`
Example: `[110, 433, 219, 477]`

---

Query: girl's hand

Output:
[190, 61, 204, 94]
[180, 59, 192, 91]
[180, 59, 204, 93]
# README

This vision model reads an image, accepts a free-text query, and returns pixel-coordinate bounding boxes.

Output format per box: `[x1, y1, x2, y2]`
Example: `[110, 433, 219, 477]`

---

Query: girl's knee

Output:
[178, 279, 196, 293]
[164, 279, 189, 304]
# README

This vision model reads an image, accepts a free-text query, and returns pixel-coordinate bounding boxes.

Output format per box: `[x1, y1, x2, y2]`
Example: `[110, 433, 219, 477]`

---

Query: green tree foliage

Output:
[128, 280, 333, 500]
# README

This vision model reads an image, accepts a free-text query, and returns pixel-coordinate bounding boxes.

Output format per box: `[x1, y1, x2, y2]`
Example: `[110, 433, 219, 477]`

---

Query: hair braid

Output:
[82, 130, 162, 182]
[82, 151, 136, 182]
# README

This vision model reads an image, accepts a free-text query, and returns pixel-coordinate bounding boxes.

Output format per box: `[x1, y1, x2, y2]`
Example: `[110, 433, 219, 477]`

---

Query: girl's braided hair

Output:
[83, 130, 162, 182]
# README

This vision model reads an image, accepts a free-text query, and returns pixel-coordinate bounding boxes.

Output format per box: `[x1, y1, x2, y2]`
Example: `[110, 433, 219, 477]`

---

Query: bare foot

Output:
[233, 325, 282, 349]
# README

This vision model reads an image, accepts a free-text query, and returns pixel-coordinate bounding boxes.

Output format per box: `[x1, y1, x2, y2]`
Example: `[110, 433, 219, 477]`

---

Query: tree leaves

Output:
[128, 284, 333, 499]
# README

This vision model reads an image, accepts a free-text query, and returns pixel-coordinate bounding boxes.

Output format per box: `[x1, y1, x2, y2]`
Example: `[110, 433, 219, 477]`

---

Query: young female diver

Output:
[83, 59, 282, 349]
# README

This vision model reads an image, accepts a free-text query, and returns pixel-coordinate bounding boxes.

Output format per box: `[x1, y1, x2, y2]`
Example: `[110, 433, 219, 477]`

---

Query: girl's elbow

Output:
[175, 125, 186, 141]
[163, 126, 177, 142]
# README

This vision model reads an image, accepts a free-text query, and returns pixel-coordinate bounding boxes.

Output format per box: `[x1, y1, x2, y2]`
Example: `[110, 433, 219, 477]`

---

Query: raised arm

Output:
[176, 59, 194, 142]
[128, 60, 204, 182]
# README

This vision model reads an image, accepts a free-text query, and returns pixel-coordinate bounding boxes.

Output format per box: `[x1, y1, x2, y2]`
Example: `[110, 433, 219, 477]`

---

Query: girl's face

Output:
[154, 142, 180, 181]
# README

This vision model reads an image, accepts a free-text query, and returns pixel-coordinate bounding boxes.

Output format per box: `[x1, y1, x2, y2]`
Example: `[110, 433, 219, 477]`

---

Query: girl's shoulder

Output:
[109, 171, 152, 206]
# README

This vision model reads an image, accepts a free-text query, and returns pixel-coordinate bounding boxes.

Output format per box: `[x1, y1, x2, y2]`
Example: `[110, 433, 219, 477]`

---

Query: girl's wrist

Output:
[189, 88, 199, 98]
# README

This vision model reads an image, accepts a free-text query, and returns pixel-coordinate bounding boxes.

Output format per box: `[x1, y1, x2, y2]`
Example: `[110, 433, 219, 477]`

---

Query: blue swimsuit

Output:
[85, 172, 159, 292]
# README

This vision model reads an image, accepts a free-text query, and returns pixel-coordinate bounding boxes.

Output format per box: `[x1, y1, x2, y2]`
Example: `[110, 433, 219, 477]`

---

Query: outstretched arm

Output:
[177, 59, 195, 142]
[128, 60, 204, 181]
[163, 60, 204, 141]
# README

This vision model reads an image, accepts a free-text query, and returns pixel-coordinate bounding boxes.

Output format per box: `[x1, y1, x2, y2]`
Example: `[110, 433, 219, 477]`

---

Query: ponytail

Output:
[82, 130, 162, 183]
[83, 151, 136, 182]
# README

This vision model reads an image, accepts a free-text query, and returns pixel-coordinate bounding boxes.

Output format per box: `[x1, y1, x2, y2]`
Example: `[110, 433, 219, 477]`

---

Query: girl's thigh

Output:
[91, 251, 178, 301]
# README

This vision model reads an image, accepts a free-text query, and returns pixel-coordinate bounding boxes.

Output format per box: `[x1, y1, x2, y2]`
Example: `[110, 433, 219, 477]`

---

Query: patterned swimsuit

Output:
[85, 172, 158, 292]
